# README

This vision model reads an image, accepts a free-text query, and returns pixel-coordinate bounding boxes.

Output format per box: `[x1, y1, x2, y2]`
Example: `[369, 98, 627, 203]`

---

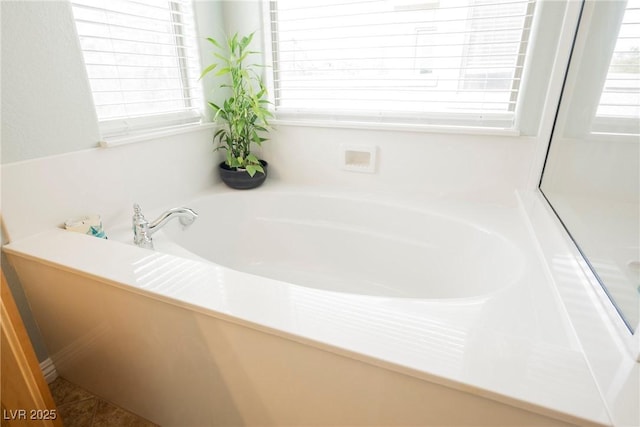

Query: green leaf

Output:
[240, 32, 254, 50]
[206, 37, 222, 49]
[245, 164, 257, 177]
[199, 63, 217, 80]
[213, 52, 230, 65]
[214, 108, 227, 122]
[238, 51, 250, 64]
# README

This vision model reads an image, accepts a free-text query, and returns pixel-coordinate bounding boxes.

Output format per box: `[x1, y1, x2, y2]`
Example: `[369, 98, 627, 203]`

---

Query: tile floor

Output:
[49, 377, 159, 427]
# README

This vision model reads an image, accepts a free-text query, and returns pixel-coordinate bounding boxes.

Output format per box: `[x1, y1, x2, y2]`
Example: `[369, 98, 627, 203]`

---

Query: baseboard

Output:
[39, 358, 58, 384]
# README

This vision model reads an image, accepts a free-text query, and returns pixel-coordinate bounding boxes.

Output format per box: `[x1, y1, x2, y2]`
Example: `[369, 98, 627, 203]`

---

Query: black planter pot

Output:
[218, 160, 268, 190]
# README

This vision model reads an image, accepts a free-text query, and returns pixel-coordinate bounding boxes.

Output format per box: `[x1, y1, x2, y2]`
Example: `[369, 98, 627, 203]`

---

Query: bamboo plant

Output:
[200, 32, 271, 177]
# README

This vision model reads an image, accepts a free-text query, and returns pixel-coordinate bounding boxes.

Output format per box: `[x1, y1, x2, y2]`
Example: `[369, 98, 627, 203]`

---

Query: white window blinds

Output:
[267, 0, 536, 128]
[594, 0, 640, 135]
[71, 0, 203, 138]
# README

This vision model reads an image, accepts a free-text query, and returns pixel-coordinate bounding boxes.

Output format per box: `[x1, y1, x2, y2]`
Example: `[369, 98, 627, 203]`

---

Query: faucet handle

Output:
[132, 203, 153, 249]
[133, 203, 147, 223]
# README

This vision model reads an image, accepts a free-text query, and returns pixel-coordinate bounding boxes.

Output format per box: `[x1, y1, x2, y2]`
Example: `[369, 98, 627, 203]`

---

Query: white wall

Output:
[262, 125, 540, 202]
[1, 1, 100, 163]
[194, 0, 228, 121]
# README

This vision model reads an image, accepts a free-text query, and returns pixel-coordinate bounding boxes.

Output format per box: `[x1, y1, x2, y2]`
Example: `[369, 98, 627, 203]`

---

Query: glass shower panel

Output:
[540, 0, 639, 332]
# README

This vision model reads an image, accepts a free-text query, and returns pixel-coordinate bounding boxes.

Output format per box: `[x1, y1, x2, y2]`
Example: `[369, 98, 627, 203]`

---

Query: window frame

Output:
[261, 0, 565, 135]
[553, 0, 639, 142]
[262, 0, 538, 135]
[71, 0, 205, 142]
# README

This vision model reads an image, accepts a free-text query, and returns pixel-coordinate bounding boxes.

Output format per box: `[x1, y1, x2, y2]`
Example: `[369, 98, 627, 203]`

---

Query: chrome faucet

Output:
[132, 203, 198, 249]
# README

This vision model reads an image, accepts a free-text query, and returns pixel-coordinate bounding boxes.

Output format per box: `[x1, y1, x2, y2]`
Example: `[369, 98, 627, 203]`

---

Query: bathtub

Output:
[3, 185, 611, 426]
[160, 190, 525, 299]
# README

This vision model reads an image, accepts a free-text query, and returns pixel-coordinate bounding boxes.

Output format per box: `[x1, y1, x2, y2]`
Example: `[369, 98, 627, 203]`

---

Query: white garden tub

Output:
[160, 190, 525, 299]
[3, 185, 611, 426]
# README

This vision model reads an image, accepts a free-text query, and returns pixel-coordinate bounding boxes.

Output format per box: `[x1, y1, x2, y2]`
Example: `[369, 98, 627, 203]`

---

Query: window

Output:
[266, 0, 535, 129]
[593, 0, 640, 135]
[71, 0, 203, 138]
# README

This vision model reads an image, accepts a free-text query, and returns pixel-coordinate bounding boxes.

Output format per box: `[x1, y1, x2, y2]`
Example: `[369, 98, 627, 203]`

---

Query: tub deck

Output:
[3, 186, 614, 426]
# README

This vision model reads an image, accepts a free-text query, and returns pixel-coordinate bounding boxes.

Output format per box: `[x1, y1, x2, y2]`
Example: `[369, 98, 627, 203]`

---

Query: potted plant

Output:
[200, 32, 272, 189]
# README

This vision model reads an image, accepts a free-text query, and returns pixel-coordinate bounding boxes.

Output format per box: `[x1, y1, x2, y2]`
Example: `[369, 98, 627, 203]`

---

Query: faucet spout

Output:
[148, 207, 198, 236]
[132, 204, 198, 249]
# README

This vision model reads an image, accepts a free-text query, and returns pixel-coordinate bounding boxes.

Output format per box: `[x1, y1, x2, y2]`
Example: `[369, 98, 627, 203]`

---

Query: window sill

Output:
[271, 118, 521, 137]
[99, 122, 216, 148]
